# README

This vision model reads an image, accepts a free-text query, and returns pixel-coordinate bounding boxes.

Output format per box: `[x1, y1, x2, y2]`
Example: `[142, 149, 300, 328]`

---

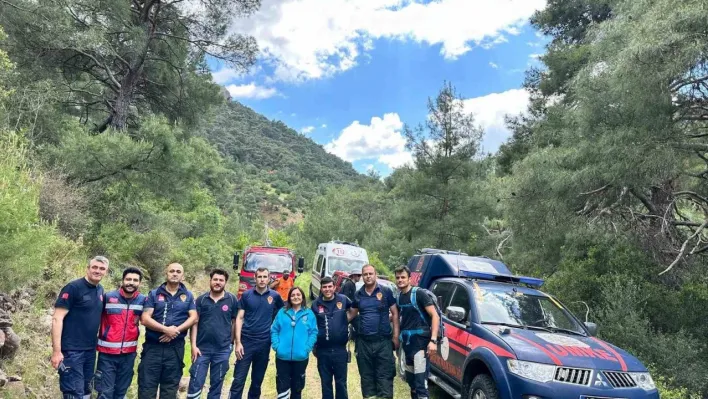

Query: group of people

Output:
[50, 255, 440, 399]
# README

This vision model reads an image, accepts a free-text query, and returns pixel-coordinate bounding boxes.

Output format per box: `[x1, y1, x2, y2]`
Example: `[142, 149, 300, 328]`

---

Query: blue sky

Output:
[210, 0, 549, 176]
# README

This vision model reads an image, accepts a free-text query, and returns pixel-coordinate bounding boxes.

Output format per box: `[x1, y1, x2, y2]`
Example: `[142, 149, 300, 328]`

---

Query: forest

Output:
[0, 0, 706, 397]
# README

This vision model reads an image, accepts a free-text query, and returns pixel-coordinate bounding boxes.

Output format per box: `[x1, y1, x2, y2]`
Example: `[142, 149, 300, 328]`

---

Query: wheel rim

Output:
[473, 389, 487, 399]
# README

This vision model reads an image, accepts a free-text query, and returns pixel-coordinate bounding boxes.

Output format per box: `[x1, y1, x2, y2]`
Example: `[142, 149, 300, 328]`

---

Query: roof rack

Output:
[418, 248, 469, 256]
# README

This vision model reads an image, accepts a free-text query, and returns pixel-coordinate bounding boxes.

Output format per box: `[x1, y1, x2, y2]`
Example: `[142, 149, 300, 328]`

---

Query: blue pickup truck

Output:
[398, 248, 659, 399]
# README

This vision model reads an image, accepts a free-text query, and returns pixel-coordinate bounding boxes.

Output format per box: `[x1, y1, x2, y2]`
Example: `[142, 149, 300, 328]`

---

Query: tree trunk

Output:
[98, 1, 159, 132]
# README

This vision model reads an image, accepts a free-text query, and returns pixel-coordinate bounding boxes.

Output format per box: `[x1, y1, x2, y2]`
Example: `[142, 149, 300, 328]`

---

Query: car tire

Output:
[466, 374, 499, 399]
[395, 345, 406, 381]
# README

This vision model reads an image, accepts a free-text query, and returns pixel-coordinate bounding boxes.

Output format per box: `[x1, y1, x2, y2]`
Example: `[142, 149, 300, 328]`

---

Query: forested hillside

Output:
[0, 0, 706, 397]
[201, 101, 362, 213]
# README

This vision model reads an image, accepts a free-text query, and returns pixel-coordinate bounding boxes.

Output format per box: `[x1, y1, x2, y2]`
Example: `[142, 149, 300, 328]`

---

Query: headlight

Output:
[507, 359, 556, 383]
[629, 372, 656, 390]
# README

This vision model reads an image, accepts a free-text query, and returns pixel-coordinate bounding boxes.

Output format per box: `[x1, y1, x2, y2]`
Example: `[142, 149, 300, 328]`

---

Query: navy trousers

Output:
[402, 337, 430, 399]
[58, 349, 96, 399]
[317, 346, 349, 399]
[228, 337, 271, 399]
[94, 352, 138, 399]
[187, 348, 232, 399]
[137, 342, 185, 399]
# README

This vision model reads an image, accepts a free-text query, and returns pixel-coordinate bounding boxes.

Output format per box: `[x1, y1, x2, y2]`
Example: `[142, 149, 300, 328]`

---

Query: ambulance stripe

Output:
[511, 332, 562, 366]
[591, 337, 627, 372]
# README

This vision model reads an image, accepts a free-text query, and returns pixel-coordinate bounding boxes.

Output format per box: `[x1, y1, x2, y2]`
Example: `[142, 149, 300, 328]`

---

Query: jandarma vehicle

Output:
[399, 248, 659, 399]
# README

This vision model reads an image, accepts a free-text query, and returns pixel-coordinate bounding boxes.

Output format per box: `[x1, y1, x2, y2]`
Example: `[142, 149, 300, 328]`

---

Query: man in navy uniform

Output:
[138, 262, 198, 399]
[350, 264, 400, 399]
[312, 276, 356, 399]
[187, 268, 239, 399]
[229, 267, 285, 399]
[51, 256, 109, 399]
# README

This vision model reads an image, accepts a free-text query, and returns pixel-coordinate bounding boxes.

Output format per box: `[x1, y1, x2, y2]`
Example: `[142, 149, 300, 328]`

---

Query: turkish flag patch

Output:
[109, 297, 119, 303]
[61, 293, 69, 299]
[158, 295, 165, 302]
[318, 306, 325, 313]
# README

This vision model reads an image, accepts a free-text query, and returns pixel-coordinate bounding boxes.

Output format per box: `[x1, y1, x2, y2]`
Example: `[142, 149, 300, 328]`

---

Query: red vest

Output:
[97, 288, 146, 354]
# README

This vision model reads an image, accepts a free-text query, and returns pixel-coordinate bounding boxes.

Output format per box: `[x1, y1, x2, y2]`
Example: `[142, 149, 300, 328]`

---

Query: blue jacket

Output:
[271, 307, 318, 361]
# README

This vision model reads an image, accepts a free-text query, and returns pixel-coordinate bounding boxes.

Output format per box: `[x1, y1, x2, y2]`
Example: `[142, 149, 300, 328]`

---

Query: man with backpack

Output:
[393, 265, 440, 399]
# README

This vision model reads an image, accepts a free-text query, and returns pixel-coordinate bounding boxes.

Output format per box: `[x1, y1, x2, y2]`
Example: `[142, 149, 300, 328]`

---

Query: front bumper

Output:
[506, 372, 660, 399]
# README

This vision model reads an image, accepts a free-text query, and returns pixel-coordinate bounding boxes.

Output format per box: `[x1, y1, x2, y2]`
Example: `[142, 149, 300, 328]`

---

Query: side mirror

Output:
[233, 253, 240, 270]
[297, 257, 305, 274]
[446, 306, 466, 323]
[584, 322, 598, 336]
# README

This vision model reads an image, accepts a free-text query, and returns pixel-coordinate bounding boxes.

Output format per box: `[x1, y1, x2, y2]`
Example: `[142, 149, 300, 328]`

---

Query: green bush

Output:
[0, 131, 64, 291]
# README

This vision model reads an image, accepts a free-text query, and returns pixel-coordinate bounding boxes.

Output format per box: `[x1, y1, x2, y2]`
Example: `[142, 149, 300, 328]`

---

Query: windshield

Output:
[328, 256, 367, 274]
[474, 285, 585, 335]
[244, 252, 292, 272]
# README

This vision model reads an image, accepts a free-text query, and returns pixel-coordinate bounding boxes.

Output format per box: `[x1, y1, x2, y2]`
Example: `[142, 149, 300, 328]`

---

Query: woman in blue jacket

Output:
[271, 286, 318, 399]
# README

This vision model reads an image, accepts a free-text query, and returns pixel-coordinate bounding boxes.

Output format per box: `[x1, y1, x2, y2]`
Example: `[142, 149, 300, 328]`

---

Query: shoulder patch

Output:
[61, 292, 69, 299]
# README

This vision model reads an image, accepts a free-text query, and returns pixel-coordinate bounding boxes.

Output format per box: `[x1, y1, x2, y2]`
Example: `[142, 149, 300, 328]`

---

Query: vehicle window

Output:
[244, 253, 292, 272]
[431, 282, 455, 313]
[315, 255, 324, 273]
[327, 257, 367, 274]
[475, 285, 585, 334]
[447, 285, 470, 324]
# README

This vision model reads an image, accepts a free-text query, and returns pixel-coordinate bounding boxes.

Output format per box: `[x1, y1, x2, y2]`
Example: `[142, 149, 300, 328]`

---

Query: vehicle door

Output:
[428, 281, 456, 378]
[432, 281, 472, 384]
[310, 253, 325, 298]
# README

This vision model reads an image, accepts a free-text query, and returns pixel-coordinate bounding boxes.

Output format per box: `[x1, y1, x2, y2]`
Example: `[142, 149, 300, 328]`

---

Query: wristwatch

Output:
[430, 338, 438, 344]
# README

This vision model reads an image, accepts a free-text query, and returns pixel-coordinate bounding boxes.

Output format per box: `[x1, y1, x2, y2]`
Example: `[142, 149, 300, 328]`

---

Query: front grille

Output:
[554, 367, 591, 385]
[602, 371, 637, 388]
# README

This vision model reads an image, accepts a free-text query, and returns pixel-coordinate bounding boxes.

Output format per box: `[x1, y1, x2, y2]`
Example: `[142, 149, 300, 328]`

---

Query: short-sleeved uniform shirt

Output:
[143, 283, 196, 345]
[312, 293, 352, 349]
[54, 278, 105, 351]
[397, 288, 435, 348]
[352, 284, 396, 337]
[239, 288, 284, 341]
[195, 292, 239, 353]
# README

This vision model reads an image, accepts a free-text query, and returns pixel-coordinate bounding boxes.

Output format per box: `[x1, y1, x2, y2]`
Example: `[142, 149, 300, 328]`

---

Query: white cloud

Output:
[301, 126, 315, 134]
[321, 123, 327, 128]
[212, 68, 242, 85]
[225, 83, 279, 99]
[231, 0, 546, 82]
[489, 62, 499, 69]
[324, 113, 413, 169]
[462, 88, 530, 153]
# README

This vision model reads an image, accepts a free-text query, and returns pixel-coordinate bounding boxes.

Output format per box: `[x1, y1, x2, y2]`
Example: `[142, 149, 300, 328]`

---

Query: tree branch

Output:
[659, 219, 708, 276]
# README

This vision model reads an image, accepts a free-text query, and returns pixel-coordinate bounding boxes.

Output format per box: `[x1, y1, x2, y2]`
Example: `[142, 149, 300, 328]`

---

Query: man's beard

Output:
[122, 285, 137, 293]
[211, 285, 224, 293]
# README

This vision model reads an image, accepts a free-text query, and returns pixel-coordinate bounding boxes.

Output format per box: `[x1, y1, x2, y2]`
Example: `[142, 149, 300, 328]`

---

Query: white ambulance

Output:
[309, 240, 369, 299]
